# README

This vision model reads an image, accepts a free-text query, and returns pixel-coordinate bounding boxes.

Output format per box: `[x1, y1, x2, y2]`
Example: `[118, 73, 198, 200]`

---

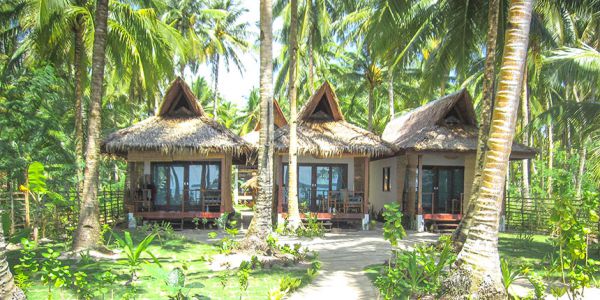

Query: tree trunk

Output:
[213, 54, 220, 119]
[388, 71, 394, 120]
[575, 137, 586, 199]
[442, 1, 533, 298]
[368, 85, 374, 131]
[286, 0, 301, 229]
[0, 212, 25, 300]
[241, 0, 274, 252]
[74, 15, 86, 195]
[308, 42, 314, 93]
[72, 0, 109, 252]
[452, 0, 499, 249]
[520, 67, 531, 199]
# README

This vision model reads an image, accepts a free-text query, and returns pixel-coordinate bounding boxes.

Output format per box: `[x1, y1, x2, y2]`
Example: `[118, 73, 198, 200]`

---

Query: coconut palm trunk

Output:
[73, 0, 109, 252]
[520, 66, 531, 199]
[213, 54, 220, 118]
[0, 214, 25, 300]
[547, 99, 554, 197]
[388, 71, 394, 120]
[452, 0, 499, 250]
[442, 0, 533, 298]
[241, 0, 274, 252]
[74, 15, 86, 195]
[368, 85, 374, 131]
[286, 0, 301, 229]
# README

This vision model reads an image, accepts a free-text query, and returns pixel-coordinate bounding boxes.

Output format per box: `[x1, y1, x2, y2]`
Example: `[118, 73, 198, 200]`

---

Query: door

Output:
[152, 162, 221, 211]
[284, 164, 348, 212]
[421, 166, 464, 214]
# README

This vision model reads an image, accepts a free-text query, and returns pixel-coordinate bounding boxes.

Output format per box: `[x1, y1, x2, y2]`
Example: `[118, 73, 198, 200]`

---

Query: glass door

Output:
[421, 167, 464, 214]
[297, 166, 313, 212]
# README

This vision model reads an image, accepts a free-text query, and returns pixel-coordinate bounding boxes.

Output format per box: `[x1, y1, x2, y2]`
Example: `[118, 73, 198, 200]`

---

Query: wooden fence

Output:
[0, 187, 125, 234]
[504, 196, 597, 235]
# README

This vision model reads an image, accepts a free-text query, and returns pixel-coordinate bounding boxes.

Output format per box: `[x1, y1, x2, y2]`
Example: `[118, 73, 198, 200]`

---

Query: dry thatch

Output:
[102, 77, 252, 156]
[382, 89, 536, 158]
[268, 82, 394, 157]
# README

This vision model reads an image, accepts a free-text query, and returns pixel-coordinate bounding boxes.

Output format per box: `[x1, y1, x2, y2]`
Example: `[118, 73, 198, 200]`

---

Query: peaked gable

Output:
[254, 99, 288, 131]
[298, 81, 345, 122]
[158, 77, 205, 117]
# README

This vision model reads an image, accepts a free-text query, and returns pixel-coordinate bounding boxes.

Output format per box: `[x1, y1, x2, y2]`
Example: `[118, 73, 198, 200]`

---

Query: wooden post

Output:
[417, 154, 424, 232]
[363, 157, 369, 214]
[406, 154, 417, 223]
[221, 154, 233, 213]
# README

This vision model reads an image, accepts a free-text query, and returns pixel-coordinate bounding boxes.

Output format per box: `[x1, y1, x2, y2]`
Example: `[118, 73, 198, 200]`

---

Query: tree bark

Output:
[546, 98, 554, 198]
[213, 54, 220, 119]
[241, 0, 273, 252]
[388, 70, 394, 120]
[442, 0, 533, 298]
[286, 0, 301, 229]
[368, 85, 374, 131]
[452, 0, 499, 250]
[72, 0, 109, 252]
[520, 67, 531, 199]
[0, 213, 25, 300]
[575, 137, 586, 199]
[74, 14, 86, 195]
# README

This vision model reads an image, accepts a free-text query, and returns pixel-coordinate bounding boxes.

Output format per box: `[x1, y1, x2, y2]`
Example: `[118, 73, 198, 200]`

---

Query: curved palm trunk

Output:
[286, 0, 301, 229]
[213, 54, 220, 119]
[452, 0, 499, 250]
[73, 0, 109, 252]
[368, 85, 374, 131]
[74, 15, 86, 195]
[0, 215, 25, 300]
[241, 0, 273, 252]
[442, 0, 533, 298]
[388, 71, 394, 120]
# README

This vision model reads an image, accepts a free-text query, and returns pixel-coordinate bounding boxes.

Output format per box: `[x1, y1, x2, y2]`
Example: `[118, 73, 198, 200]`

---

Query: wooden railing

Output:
[131, 188, 222, 213]
[280, 187, 364, 214]
[421, 193, 463, 215]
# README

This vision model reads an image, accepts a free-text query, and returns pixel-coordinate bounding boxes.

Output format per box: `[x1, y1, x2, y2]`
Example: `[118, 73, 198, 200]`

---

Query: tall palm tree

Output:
[203, 0, 250, 118]
[442, 0, 534, 298]
[239, 88, 261, 135]
[0, 217, 25, 299]
[241, 0, 273, 252]
[286, 0, 301, 229]
[453, 0, 500, 249]
[72, 0, 109, 252]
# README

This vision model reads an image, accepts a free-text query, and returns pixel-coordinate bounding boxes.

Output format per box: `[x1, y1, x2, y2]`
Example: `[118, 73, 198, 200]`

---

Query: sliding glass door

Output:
[152, 162, 221, 211]
[421, 166, 464, 214]
[283, 163, 348, 212]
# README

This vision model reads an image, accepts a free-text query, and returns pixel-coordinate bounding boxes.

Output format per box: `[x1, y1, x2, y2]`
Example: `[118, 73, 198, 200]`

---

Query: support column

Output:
[363, 157, 370, 230]
[406, 154, 417, 230]
[417, 154, 424, 232]
[221, 154, 233, 213]
[274, 154, 282, 225]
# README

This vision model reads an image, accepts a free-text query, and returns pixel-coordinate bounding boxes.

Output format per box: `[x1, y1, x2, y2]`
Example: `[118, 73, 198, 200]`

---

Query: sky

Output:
[190, 0, 283, 107]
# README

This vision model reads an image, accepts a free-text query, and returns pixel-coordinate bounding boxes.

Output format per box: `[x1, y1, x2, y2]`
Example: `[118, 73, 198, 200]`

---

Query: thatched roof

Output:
[242, 99, 287, 145]
[102, 77, 252, 156]
[382, 89, 536, 158]
[270, 82, 394, 157]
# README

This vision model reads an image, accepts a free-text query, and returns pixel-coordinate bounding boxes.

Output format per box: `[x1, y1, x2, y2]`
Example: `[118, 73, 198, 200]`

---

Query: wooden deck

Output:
[133, 211, 223, 220]
[280, 212, 364, 221]
[423, 213, 462, 221]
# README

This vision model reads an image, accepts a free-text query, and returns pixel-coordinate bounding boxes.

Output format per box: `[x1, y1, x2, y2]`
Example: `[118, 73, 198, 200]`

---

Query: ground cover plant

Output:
[7, 228, 309, 299]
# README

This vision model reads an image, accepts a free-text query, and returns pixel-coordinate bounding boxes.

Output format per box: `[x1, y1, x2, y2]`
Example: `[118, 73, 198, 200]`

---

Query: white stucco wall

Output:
[368, 157, 398, 213]
[280, 155, 356, 190]
[421, 153, 465, 166]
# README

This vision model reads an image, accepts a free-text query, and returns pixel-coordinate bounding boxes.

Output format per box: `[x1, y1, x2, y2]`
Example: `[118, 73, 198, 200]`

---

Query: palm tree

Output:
[453, 0, 500, 249]
[240, 0, 273, 252]
[441, 0, 534, 298]
[203, 0, 250, 118]
[286, 0, 301, 229]
[0, 217, 25, 299]
[239, 88, 261, 135]
[72, 0, 109, 252]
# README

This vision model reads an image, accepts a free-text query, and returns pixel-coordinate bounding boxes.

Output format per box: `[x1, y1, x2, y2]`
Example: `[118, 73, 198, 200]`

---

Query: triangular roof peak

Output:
[157, 77, 205, 117]
[298, 81, 345, 122]
[254, 99, 288, 131]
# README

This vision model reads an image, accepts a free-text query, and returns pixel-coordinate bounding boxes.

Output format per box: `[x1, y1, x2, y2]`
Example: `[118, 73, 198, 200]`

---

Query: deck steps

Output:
[431, 222, 459, 233]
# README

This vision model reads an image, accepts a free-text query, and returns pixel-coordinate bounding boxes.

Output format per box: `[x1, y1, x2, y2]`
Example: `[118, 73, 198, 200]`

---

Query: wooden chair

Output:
[345, 191, 363, 213]
[203, 190, 221, 212]
[328, 190, 345, 213]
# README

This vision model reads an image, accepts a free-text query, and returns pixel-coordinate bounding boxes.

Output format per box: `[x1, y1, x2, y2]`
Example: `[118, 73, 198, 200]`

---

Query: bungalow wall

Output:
[368, 157, 398, 214]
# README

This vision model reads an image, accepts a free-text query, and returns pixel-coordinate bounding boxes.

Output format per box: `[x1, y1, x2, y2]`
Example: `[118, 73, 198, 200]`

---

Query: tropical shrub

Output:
[381, 202, 406, 247]
[112, 231, 161, 280]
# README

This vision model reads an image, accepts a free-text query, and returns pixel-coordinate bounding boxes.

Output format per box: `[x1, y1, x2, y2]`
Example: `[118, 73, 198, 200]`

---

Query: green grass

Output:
[7, 229, 309, 299]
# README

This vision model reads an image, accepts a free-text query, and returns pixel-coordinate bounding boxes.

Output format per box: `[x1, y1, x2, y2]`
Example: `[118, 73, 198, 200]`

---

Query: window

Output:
[382, 167, 391, 192]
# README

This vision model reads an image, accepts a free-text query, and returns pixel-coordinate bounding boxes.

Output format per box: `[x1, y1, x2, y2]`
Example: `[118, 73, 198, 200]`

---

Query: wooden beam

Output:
[417, 155, 423, 215]
[363, 157, 369, 214]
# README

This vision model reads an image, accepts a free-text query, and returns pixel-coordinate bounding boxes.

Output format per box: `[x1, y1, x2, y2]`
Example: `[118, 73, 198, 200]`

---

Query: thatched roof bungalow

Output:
[102, 77, 251, 222]
[369, 89, 536, 232]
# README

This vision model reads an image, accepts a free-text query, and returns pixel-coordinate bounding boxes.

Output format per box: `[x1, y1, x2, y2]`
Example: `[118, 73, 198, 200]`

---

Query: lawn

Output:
[7, 228, 309, 299]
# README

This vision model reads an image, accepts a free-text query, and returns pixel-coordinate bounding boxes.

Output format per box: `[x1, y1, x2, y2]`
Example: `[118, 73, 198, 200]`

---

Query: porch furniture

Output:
[328, 190, 345, 213]
[203, 190, 222, 212]
[345, 191, 363, 213]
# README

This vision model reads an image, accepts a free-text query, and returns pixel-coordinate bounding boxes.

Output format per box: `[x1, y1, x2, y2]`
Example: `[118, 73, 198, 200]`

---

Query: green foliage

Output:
[375, 237, 456, 299]
[382, 202, 406, 247]
[296, 214, 325, 238]
[549, 191, 600, 299]
[112, 230, 161, 279]
[39, 248, 71, 298]
[500, 258, 524, 290]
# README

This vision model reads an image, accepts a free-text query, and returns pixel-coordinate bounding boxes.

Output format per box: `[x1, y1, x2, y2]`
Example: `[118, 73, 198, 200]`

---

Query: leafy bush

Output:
[296, 214, 325, 237]
[375, 237, 456, 299]
[381, 202, 406, 247]
[112, 230, 161, 280]
[500, 257, 524, 291]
